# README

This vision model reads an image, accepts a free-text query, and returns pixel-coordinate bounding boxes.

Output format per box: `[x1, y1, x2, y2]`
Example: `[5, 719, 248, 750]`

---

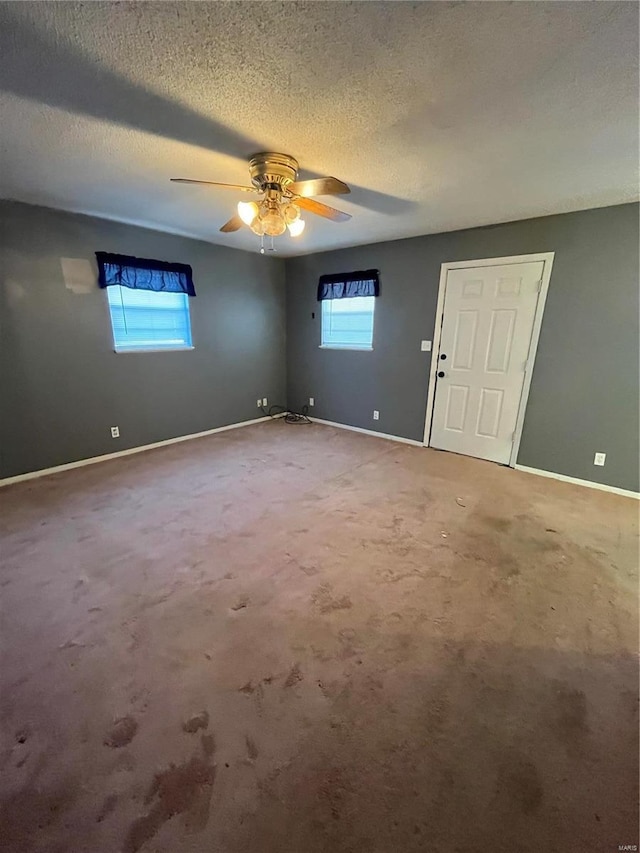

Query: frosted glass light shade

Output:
[287, 218, 305, 237]
[262, 210, 286, 237]
[250, 217, 265, 236]
[283, 203, 300, 224]
[237, 201, 259, 225]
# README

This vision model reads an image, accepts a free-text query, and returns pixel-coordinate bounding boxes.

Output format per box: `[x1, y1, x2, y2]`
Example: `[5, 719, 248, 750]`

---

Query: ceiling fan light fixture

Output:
[176, 154, 351, 240]
[283, 203, 300, 224]
[262, 210, 287, 237]
[250, 216, 265, 236]
[287, 218, 305, 237]
[237, 200, 259, 226]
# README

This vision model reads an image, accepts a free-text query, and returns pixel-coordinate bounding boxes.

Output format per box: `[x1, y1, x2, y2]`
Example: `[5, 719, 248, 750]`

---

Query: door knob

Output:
[440, 354, 447, 360]
[437, 371, 445, 378]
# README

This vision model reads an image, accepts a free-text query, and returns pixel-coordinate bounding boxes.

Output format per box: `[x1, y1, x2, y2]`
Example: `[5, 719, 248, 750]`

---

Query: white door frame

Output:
[422, 252, 555, 467]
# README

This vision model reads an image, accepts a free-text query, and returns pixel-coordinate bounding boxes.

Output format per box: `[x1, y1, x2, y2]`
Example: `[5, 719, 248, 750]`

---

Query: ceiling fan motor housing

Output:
[249, 153, 299, 193]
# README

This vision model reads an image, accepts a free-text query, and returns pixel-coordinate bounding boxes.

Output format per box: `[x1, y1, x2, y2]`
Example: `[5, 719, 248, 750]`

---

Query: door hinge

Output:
[535, 279, 543, 293]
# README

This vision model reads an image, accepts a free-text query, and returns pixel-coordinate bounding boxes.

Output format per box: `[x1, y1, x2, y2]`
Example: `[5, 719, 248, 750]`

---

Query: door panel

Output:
[452, 311, 478, 369]
[485, 310, 516, 373]
[430, 261, 543, 464]
[445, 385, 469, 432]
[476, 387, 504, 438]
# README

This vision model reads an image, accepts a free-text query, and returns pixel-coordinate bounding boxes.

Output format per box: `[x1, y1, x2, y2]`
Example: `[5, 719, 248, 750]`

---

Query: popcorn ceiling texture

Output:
[0, 1, 638, 255]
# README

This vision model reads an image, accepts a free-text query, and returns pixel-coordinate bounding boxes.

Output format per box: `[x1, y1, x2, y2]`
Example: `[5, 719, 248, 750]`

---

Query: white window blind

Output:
[106, 286, 193, 353]
[321, 296, 375, 349]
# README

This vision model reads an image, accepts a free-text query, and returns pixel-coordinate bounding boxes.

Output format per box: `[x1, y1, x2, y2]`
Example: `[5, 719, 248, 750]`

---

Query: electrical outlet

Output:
[421, 340, 432, 352]
[594, 452, 606, 466]
[373, 410, 379, 421]
[309, 397, 315, 407]
[110, 426, 120, 438]
[257, 399, 262, 408]
[262, 397, 268, 407]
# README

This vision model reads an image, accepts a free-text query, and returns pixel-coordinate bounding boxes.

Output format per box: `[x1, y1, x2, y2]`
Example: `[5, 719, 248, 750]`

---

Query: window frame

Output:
[105, 285, 194, 354]
[319, 295, 376, 352]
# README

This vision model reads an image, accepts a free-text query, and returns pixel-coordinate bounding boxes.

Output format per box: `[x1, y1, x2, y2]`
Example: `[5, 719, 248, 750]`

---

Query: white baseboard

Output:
[6, 414, 633, 500]
[514, 464, 639, 500]
[0, 415, 279, 487]
[309, 417, 423, 447]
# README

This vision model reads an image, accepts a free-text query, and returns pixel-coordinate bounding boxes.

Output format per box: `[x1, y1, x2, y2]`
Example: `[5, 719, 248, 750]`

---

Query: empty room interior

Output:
[1, 2, 639, 852]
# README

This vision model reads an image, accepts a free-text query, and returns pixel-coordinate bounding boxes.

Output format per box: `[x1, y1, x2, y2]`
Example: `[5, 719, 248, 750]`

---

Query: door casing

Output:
[422, 252, 555, 467]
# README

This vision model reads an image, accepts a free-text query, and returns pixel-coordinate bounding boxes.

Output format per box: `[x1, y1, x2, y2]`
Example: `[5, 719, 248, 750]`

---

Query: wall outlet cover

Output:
[262, 397, 268, 407]
[309, 397, 315, 406]
[110, 426, 120, 438]
[421, 340, 432, 351]
[594, 452, 606, 466]
[257, 399, 262, 408]
[373, 410, 380, 420]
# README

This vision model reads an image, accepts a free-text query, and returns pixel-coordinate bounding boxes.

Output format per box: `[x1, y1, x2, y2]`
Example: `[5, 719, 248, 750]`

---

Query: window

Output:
[106, 285, 193, 353]
[321, 296, 375, 350]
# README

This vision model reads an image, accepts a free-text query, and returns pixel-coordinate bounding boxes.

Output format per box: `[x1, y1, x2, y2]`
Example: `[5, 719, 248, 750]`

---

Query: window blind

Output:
[321, 296, 375, 349]
[107, 286, 192, 352]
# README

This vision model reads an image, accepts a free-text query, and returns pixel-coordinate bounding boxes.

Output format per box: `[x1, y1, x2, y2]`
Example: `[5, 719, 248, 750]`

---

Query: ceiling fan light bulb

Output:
[250, 217, 265, 235]
[287, 218, 305, 237]
[237, 201, 259, 225]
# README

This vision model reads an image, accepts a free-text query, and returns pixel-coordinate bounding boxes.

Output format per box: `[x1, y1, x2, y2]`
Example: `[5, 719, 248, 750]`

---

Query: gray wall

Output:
[0, 201, 286, 479]
[2, 200, 638, 492]
[286, 203, 639, 493]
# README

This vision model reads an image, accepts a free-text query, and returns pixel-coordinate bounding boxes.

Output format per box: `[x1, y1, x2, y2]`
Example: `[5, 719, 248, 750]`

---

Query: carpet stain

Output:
[245, 736, 259, 761]
[201, 733, 216, 757]
[182, 711, 209, 734]
[96, 793, 118, 823]
[482, 515, 512, 532]
[553, 684, 589, 744]
[0, 774, 79, 847]
[311, 584, 352, 614]
[124, 753, 216, 853]
[284, 663, 304, 688]
[496, 758, 544, 815]
[104, 716, 138, 748]
[254, 682, 265, 716]
[318, 766, 354, 821]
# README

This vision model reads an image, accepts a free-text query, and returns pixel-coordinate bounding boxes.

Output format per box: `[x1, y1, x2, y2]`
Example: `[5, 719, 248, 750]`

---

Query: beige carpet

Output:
[1, 421, 638, 853]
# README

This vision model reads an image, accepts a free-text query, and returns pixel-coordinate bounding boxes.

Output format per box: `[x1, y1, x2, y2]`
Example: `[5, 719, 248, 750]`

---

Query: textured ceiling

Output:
[0, 1, 638, 257]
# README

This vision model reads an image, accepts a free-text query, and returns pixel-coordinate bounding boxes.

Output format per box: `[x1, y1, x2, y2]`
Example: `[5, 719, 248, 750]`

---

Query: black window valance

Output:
[317, 269, 380, 301]
[96, 252, 196, 296]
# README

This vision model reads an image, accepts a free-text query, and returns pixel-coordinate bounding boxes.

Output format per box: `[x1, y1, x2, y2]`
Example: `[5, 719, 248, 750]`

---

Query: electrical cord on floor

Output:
[261, 404, 312, 425]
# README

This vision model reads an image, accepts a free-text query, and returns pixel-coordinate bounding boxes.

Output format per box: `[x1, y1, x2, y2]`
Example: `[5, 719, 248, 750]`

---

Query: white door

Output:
[430, 261, 544, 464]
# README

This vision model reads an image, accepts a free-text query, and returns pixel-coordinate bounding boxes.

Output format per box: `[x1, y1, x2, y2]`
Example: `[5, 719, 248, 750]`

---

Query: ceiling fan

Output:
[171, 153, 351, 245]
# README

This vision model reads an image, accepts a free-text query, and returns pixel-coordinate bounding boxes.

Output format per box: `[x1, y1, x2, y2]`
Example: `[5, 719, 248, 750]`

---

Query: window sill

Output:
[113, 346, 195, 354]
[319, 345, 373, 351]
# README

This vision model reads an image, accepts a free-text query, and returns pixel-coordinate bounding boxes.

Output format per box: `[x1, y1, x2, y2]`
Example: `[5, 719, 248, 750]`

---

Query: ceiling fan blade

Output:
[220, 215, 244, 233]
[171, 179, 256, 192]
[295, 196, 352, 222]
[289, 177, 350, 197]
